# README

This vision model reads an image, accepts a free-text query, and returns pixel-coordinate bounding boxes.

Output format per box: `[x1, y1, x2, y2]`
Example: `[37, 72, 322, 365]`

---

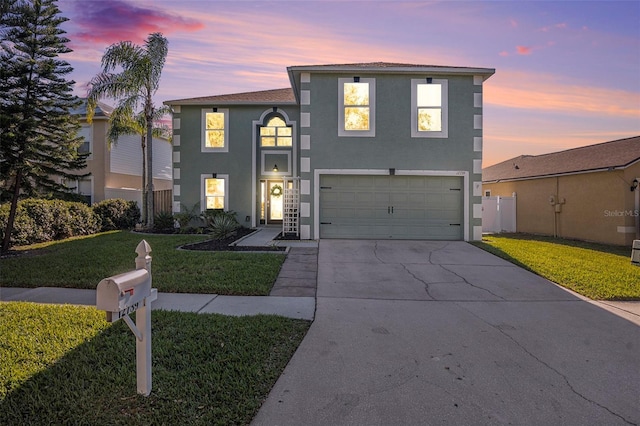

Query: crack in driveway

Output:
[439, 264, 506, 300]
[458, 304, 637, 425]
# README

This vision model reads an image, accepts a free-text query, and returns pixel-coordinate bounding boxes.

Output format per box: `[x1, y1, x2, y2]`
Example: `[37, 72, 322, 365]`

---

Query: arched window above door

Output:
[260, 115, 292, 147]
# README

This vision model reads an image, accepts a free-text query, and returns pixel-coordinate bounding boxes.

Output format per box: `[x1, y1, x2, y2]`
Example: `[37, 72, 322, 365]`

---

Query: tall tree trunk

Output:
[141, 136, 147, 225]
[2, 169, 23, 254]
[146, 108, 154, 227]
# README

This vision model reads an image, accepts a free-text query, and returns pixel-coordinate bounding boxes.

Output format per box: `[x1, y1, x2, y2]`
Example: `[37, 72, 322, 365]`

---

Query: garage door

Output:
[319, 175, 463, 240]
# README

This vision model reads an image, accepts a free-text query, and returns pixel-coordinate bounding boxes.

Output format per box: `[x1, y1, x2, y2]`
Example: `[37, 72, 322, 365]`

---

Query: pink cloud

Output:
[69, 0, 203, 45]
[540, 23, 568, 32]
[499, 51, 509, 57]
[516, 46, 533, 55]
[484, 70, 640, 119]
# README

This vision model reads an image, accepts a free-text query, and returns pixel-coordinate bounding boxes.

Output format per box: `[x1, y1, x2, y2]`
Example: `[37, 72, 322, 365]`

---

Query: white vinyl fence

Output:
[482, 196, 516, 233]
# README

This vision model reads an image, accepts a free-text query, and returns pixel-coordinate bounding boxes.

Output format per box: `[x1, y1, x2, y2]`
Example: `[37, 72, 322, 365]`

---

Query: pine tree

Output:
[0, 0, 87, 254]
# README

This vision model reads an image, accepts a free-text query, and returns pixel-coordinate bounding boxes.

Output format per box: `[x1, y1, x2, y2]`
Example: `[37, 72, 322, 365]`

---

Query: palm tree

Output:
[105, 104, 171, 223]
[86, 32, 168, 227]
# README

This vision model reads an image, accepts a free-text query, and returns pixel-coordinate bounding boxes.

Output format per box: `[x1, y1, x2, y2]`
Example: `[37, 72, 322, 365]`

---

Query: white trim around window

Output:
[411, 79, 448, 138]
[201, 108, 229, 153]
[200, 173, 229, 211]
[338, 77, 376, 137]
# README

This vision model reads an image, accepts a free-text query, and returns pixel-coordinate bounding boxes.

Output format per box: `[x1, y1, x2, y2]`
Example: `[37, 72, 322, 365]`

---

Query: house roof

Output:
[482, 136, 640, 183]
[71, 98, 113, 119]
[165, 88, 295, 106]
[287, 62, 495, 75]
[165, 62, 495, 106]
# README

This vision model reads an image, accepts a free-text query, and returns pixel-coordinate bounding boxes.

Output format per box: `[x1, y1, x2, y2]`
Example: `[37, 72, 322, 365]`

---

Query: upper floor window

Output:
[260, 116, 292, 147]
[338, 77, 376, 137]
[201, 108, 229, 152]
[411, 79, 448, 138]
[78, 124, 92, 159]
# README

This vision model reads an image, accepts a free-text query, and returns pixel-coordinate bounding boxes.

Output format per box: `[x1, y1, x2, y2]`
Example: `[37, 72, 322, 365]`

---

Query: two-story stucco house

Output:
[70, 99, 173, 207]
[166, 62, 494, 240]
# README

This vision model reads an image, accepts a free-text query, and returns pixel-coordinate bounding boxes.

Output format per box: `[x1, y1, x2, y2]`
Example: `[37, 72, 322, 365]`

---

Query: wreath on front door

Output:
[270, 184, 283, 198]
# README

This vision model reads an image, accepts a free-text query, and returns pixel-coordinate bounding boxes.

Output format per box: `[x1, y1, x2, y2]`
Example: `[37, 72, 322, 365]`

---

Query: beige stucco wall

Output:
[80, 119, 172, 203]
[483, 162, 640, 246]
[83, 119, 108, 202]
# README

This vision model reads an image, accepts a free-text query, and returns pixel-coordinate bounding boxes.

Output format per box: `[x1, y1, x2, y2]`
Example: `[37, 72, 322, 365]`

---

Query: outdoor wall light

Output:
[353, 76, 360, 83]
[273, 164, 279, 172]
[631, 179, 639, 192]
[426, 77, 433, 84]
[212, 107, 217, 112]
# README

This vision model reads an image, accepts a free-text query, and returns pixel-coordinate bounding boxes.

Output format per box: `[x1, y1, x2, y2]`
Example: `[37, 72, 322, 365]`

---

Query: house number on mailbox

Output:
[109, 301, 141, 322]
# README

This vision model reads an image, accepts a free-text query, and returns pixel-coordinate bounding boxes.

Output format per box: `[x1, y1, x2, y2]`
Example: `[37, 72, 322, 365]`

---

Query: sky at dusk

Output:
[56, 0, 640, 167]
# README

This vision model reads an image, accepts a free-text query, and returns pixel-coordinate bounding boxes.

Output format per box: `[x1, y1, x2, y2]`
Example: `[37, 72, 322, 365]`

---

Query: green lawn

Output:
[0, 302, 310, 425]
[0, 231, 285, 295]
[473, 234, 640, 300]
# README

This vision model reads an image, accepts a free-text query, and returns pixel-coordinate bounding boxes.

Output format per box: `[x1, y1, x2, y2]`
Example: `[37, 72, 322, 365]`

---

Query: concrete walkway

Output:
[252, 240, 640, 425]
[1, 286, 316, 321]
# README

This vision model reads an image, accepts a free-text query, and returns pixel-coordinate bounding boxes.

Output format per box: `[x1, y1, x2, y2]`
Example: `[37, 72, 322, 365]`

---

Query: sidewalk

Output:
[0, 287, 316, 320]
[0, 227, 319, 321]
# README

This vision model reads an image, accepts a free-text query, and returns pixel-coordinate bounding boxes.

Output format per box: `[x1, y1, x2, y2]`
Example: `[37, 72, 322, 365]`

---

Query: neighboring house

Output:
[166, 62, 495, 240]
[68, 99, 173, 207]
[482, 136, 640, 246]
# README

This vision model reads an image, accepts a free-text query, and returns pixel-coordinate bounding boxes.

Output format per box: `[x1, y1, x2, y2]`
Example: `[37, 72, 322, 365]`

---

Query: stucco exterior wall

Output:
[300, 72, 484, 239]
[84, 119, 108, 202]
[172, 104, 299, 226]
[483, 162, 640, 246]
[76, 118, 172, 203]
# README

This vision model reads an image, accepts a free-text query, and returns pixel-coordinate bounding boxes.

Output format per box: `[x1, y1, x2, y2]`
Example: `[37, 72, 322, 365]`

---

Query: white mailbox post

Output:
[632, 240, 640, 266]
[96, 240, 157, 396]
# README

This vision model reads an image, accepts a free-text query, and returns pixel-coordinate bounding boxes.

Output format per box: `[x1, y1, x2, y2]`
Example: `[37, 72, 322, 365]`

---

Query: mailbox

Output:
[95, 240, 157, 396]
[96, 268, 151, 322]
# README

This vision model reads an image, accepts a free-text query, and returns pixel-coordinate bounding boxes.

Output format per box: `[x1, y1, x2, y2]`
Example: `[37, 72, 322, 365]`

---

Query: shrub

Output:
[0, 198, 101, 247]
[201, 209, 240, 239]
[175, 202, 200, 228]
[66, 202, 101, 236]
[93, 199, 140, 231]
[0, 203, 39, 246]
[153, 211, 175, 232]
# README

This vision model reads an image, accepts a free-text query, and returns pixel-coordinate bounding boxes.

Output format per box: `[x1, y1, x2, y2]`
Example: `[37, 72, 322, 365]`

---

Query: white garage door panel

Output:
[320, 175, 463, 240]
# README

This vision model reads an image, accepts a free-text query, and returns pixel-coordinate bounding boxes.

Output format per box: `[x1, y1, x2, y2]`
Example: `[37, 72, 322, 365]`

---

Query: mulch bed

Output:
[180, 227, 286, 252]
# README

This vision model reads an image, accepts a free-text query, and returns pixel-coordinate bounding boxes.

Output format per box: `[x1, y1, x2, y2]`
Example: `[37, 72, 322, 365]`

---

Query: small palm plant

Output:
[201, 210, 240, 240]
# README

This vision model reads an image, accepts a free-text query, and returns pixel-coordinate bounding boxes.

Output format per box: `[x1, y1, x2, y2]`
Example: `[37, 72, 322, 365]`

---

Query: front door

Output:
[261, 180, 284, 224]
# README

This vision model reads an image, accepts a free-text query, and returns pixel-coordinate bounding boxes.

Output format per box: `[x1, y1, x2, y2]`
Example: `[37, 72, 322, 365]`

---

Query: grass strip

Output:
[0, 231, 285, 295]
[0, 302, 310, 425]
[473, 234, 640, 300]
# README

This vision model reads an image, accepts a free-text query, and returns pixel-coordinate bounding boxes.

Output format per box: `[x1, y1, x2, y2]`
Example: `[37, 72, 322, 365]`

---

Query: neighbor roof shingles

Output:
[483, 136, 640, 182]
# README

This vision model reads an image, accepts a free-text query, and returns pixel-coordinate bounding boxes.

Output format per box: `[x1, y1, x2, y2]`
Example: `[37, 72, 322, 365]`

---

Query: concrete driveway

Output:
[253, 240, 639, 425]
